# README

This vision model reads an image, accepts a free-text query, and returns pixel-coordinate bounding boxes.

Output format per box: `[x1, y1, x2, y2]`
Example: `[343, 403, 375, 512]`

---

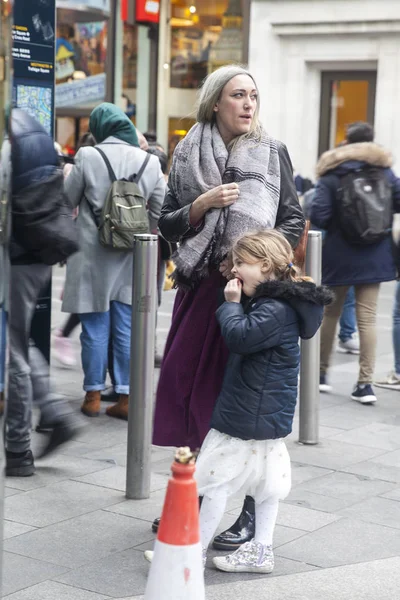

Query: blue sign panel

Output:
[12, 0, 55, 136]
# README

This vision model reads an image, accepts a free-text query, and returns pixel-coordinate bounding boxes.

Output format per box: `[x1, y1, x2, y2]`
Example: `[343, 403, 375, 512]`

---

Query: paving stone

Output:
[329, 422, 400, 451]
[277, 517, 400, 568]
[381, 487, 400, 501]
[4, 455, 112, 492]
[277, 502, 340, 532]
[3, 581, 111, 600]
[4, 510, 155, 569]
[2, 551, 68, 596]
[287, 438, 385, 470]
[339, 496, 400, 528]
[55, 548, 149, 598]
[290, 462, 333, 486]
[285, 488, 349, 513]
[342, 460, 400, 483]
[5, 480, 123, 527]
[73, 465, 169, 493]
[3, 520, 37, 540]
[293, 471, 396, 506]
[368, 448, 400, 467]
[4, 487, 23, 498]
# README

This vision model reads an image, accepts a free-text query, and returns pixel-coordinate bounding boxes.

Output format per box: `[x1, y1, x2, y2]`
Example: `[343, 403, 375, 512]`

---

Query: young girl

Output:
[195, 230, 331, 573]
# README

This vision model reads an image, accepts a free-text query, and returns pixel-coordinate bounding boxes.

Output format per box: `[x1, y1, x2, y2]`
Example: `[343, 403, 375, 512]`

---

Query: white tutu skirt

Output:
[195, 429, 291, 504]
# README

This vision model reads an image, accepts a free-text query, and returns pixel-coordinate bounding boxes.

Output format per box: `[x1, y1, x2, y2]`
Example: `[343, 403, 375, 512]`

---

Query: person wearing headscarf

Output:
[62, 103, 166, 420]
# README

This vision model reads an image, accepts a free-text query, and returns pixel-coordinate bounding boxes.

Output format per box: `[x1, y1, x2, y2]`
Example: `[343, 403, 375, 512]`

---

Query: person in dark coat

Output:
[6, 109, 81, 477]
[310, 121, 400, 404]
[193, 230, 330, 573]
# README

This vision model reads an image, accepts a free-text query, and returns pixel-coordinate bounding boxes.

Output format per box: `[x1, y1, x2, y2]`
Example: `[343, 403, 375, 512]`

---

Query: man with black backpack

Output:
[311, 121, 400, 404]
[6, 109, 81, 476]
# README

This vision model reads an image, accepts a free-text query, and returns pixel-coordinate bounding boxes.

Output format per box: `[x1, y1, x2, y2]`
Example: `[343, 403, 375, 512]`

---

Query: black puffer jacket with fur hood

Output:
[210, 280, 332, 441]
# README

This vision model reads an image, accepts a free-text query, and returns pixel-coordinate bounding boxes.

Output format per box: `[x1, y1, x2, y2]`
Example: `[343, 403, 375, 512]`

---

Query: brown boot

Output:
[81, 391, 101, 417]
[106, 394, 129, 421]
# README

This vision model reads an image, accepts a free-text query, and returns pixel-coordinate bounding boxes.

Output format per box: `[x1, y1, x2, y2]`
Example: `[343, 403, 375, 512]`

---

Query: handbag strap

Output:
[95, 147, 117, 182]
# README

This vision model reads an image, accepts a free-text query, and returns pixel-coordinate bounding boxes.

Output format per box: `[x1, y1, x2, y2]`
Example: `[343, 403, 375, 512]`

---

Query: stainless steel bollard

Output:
[299, 230, 322, 445]
[126, 234, 158, 499]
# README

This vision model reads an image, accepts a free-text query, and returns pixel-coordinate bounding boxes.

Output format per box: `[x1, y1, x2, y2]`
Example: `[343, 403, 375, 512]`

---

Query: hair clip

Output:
[288, 262, 293, 268]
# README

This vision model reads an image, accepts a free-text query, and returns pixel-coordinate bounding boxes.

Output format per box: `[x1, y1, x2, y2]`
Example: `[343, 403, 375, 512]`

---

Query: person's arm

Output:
[216, 301, 284, 354]
[146, 159, 166, 233]
[309, 177, 335, 230]
[64, 148, 85, 208]
[275, 143, 306, 247]
[158, 185, 204, 243]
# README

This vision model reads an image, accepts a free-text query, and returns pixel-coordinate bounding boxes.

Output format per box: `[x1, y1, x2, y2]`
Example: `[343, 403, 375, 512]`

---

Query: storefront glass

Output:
[169, 0, 245, 89]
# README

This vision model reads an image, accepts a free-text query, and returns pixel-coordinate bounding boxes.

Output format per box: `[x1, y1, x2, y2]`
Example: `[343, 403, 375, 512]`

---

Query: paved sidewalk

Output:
[2, 271, 400, 599]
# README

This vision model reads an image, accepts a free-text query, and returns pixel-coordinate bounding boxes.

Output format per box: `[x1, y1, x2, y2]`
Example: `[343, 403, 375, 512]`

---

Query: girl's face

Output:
[214, 74, 258, 145]
[231, 253, 272, 297]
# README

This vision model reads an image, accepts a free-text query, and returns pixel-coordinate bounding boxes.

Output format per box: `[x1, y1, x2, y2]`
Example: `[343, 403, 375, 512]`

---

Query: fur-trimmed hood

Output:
[253, 279, 333, 340]
[316, 142, 393, 178]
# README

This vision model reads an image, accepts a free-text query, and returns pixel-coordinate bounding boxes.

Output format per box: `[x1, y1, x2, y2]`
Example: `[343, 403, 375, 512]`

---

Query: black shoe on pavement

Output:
[152, 517, 161, 533]
[36, 419, 82, 459]
[212, 495, 255, 551]
[101, 387, 119, 402]
[6, 449, 35, 477]
[154, 353, 163, 369]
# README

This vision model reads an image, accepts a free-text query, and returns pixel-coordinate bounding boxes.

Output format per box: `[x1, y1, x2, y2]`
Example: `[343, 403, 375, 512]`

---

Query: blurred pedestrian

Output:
[53, 132, 96, 368]
[311, 121, 400, 403]
[6, 109, 81, 476]
[62, 103, 165, 420]
[151, 65, 305, 547]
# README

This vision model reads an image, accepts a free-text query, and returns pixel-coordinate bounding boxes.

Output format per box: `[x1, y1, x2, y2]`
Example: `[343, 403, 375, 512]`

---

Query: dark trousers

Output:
[6, 264, 73, 452]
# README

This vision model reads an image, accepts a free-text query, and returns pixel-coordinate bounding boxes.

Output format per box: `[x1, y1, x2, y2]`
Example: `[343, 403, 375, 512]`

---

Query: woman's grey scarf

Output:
[170, 122, 281, 283]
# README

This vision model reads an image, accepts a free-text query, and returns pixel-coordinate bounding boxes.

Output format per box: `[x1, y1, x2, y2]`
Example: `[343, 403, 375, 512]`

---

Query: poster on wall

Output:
[12, 0, 55, 136]
[55, 19, 107, 107]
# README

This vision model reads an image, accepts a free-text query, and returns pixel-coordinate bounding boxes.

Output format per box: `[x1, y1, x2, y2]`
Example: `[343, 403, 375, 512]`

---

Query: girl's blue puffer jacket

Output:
[210, 280, 332, 441]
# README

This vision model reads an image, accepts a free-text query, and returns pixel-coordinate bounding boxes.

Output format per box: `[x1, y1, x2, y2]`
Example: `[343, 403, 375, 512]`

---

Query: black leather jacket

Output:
[159, 142, 305, 248]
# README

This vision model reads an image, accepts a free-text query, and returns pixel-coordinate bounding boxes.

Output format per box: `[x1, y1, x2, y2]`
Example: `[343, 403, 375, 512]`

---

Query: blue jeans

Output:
[80, 301, 131, 395]
[393, 282, 400, 374]
[339, 286, 357, 342]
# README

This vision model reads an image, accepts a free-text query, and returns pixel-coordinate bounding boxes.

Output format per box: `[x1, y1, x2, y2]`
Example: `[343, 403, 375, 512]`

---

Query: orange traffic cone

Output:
[144, 448, 205, 600]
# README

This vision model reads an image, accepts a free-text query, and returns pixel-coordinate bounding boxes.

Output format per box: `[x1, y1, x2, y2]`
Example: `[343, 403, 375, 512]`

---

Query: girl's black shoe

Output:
[212, 495, 255, 550]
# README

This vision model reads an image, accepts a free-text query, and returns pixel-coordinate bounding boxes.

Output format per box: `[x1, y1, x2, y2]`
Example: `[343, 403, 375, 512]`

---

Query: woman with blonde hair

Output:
[152, 65, 305, 547]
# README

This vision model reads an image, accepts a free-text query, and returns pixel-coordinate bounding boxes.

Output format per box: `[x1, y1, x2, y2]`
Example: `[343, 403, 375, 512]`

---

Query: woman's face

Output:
[214, 74, 258, 145]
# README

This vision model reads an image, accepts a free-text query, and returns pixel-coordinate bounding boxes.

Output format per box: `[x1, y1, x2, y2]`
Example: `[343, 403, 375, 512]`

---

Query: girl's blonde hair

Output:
[232, 230, 310, 283]
[196, 65, 262, 145]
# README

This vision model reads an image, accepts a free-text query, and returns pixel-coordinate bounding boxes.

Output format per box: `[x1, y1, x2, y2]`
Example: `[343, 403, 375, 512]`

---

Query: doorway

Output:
[318, 71, 377, 156]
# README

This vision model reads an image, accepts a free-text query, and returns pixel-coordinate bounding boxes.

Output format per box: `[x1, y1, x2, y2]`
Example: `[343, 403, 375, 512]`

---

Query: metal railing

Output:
[126, 234, 158, 499]
[299, 230, 322, 445]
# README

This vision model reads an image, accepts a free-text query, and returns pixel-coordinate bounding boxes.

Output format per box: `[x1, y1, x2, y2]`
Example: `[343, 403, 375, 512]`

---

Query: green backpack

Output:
[90, 147, 151, 251]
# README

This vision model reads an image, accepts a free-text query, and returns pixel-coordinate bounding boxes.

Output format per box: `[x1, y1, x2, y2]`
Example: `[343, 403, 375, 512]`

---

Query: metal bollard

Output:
[299, 230, 322, 445]
[126, 234, 158, 499]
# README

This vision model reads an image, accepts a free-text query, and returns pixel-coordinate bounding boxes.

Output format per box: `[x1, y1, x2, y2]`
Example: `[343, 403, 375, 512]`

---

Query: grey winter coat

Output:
[62, 137, 166, 313]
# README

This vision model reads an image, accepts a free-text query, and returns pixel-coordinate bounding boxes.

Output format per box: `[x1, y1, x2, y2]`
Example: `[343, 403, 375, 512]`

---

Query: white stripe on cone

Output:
[145, 539, 205, 599]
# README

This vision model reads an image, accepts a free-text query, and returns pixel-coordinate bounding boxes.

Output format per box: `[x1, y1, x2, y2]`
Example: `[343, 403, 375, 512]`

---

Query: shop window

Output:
[169, 0, 246, 89]
[168, 116, 196, 161]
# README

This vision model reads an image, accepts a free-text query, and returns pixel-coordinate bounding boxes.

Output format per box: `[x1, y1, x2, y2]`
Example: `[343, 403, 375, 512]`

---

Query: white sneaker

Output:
[375, 372, 400, 391]
[213, 540, 274, 574]
[337, 336, 360, 355]
[53, 332, 77, 367]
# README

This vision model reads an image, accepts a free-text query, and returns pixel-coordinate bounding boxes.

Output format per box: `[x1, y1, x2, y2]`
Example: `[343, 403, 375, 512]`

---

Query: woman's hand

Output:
[189, 183, 240, 226]
[219, 256, 233, 279]
[224, 278, 242, 303]
[200, 183, 240, 210]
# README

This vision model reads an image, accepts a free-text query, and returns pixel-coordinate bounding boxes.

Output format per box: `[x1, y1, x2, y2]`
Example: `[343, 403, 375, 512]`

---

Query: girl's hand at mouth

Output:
[224, 278, 242, 303]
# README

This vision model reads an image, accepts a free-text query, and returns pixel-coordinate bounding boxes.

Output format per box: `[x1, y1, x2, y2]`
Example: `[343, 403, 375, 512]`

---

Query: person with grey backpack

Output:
[62, 103, 166, 420]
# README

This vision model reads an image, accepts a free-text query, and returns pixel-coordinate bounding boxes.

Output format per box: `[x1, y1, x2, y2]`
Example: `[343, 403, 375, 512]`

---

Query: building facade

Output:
[249, 0, 400, 179]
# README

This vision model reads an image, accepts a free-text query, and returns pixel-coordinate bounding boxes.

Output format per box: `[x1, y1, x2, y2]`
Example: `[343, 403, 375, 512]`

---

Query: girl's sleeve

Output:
[216, 301, 284, 354]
